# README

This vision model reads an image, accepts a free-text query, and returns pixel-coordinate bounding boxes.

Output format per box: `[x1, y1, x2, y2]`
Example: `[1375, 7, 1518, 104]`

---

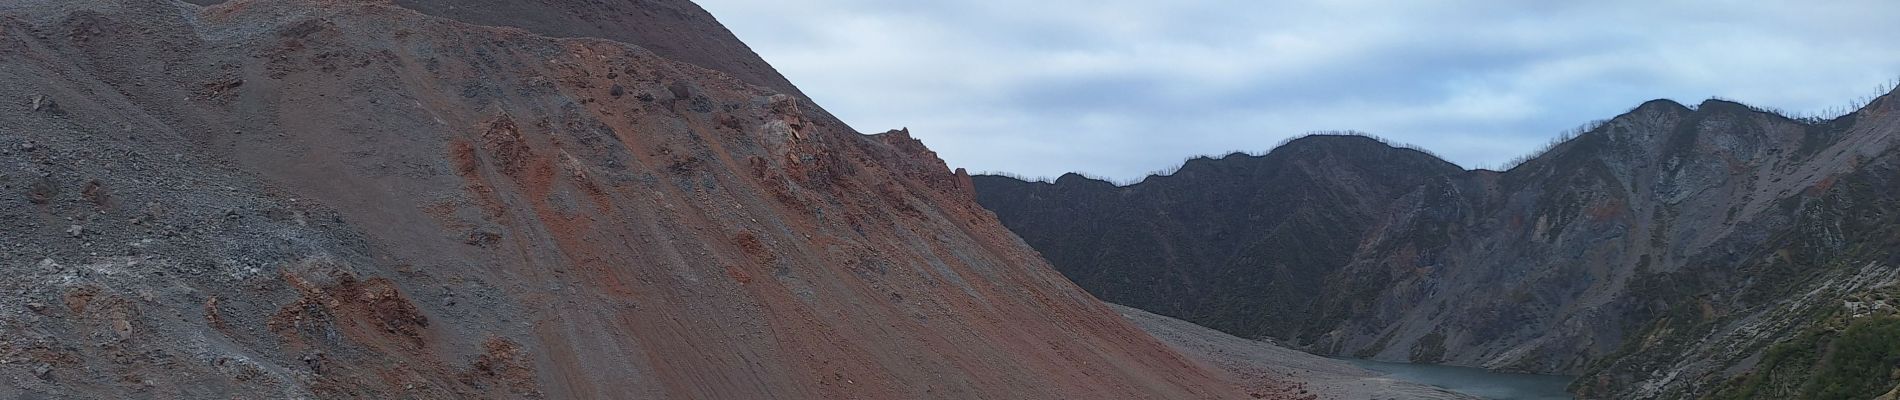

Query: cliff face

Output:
[977, 93, 1900, 398]
[0, 1, 1243, 398]
[1557, 95, 1900, 399]
[1319, 96, 1900, 388]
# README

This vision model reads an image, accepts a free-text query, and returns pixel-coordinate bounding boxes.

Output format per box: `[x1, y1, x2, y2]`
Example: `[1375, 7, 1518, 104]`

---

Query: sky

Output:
[695, 0, 1900, 181]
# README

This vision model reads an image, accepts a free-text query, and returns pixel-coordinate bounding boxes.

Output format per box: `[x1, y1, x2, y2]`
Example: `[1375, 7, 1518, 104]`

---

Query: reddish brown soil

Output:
[0, 0, 1276, 398]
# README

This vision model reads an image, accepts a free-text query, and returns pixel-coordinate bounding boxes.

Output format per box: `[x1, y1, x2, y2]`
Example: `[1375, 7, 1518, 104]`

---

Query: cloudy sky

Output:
[696, 0, 1900, 181]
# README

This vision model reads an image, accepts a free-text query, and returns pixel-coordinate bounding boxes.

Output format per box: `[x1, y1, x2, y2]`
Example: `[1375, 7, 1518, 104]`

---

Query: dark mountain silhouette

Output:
[975, 135, 1462, 340]
[976, 89, 1900, 399]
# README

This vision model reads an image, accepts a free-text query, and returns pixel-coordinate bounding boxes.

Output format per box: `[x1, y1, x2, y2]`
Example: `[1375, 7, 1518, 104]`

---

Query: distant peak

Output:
[1269, 133, 1453, 167]
[1054, 172, 1111, 185]
[1280, 133, 1389, 148]
[1696, 98, 1754, 112]
[1267, 134, 1407, 158]
[1605, 99, 1702, 127]
[1634, 98, 1690, 114]
[1864, 83, 1900, 114]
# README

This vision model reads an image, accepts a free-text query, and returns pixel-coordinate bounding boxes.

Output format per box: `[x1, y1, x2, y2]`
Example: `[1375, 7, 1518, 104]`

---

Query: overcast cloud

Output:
[696, 0, 1900, 180]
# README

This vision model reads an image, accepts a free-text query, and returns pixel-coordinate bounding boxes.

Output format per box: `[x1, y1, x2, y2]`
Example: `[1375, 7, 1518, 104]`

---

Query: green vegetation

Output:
[1411, 332, 1448, 363]
[1711, 302, 1900, 400]
[1809, 317, 1900, 398]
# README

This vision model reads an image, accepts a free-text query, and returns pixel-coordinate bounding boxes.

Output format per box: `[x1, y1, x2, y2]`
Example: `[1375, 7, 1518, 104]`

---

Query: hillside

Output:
[974, 135, 1463, 340]
[180, 0, 806, 98]
[0, 0, 1247, 398]
[976, 92, 1900, 398]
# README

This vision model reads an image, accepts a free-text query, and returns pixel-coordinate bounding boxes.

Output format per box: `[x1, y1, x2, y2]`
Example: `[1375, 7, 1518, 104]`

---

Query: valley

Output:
[978, 93, 1900, 399]
[1340, 359, 1573, 400]
[1, 0, 1893, 399]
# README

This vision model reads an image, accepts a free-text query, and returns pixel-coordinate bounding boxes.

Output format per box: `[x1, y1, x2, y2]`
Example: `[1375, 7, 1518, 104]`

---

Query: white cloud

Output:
[698, 0, 1900, 179]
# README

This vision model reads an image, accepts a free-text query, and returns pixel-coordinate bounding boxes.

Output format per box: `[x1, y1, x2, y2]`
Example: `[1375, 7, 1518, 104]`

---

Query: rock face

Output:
[1311, 96, 1900, 399]
[974, 135, 1463, 340]
[976, 94, 1900, 398]
[0, 0, 1246, 398]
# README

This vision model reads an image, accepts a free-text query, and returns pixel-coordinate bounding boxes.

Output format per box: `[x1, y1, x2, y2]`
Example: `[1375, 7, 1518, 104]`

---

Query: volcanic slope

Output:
[977, 91, 1900, 398]
[179, 0, 807, 98]
[0, 0, 1247, 398]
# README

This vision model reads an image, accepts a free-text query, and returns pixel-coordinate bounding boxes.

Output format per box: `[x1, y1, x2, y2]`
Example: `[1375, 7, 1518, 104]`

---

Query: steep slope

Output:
[974, 135, 1462, 340]
[976, 92, 1900, 398]
[0, 0, 1244, 398]
[1563, 95, 1900, 399]
[180, 0, 806, 98]
[1314, 95, 1900, 380]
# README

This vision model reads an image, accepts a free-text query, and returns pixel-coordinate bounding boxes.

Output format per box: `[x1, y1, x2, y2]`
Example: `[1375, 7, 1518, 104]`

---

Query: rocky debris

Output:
[458, 338, 541, 398]
[198, 78, 244, 100]
[0, 0, 1247, 399]
[287, 0, 813, 97]
[462, 229, 500, 247]
[30, 94, 64, 115]
[27, 176, 56, 204]
[80, 180, 106, 208]
[299, 351, 325, 375]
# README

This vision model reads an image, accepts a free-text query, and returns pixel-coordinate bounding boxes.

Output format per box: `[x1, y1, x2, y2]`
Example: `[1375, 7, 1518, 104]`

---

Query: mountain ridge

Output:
[975, 132, 1465, 341]
[975, 86, 1900, 399]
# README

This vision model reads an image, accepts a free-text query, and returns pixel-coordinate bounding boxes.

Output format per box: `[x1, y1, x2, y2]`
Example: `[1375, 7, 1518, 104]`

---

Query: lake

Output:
[1341, 358, 1576, 400]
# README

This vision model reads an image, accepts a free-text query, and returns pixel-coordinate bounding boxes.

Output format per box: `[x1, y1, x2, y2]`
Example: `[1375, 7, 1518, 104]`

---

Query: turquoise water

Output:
[1341, 359, 1576, 400]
